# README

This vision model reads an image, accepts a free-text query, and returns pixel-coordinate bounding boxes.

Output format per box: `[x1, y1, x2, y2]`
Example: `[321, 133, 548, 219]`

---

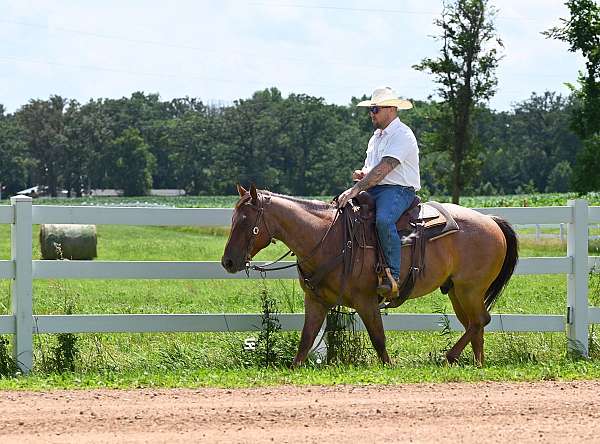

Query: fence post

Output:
[566, 199, 589, 356]
[560, 223, 564, 242]
[10, 195, 33, 373]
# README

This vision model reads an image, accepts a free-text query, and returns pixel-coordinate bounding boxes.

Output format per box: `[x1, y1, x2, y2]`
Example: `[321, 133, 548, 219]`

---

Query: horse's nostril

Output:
[221, 256, 234, 270]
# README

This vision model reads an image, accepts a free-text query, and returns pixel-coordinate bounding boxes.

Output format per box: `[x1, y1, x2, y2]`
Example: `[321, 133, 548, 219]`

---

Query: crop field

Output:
[0, 193, 599, 388]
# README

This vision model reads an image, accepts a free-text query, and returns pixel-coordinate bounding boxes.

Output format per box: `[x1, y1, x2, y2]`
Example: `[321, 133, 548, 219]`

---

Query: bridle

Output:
[238, 192, 275, 268]
[235, 191, 364, 308]
[237, 191, 346, 277]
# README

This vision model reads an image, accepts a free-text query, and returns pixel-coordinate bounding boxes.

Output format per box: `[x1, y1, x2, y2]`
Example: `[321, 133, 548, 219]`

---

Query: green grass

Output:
[2, 359, 600, 389]
[0, 194, 598, 388]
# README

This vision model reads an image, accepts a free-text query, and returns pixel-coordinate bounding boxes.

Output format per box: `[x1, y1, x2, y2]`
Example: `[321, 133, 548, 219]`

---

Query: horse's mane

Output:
[268, 192, 335, 213]
[234, 189, 336, 214]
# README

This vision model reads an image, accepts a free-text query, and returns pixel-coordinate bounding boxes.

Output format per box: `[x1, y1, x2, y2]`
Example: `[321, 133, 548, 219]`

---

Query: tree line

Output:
[0, 88, 585, 198]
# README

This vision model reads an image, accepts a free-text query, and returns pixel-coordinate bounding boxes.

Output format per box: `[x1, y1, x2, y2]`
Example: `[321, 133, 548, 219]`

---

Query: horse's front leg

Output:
[292, 293, 328, 368]
[355, 297, 391, 365]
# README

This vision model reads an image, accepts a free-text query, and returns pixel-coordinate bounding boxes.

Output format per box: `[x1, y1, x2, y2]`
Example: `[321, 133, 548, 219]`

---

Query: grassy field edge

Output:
[2, 360, 600, 390]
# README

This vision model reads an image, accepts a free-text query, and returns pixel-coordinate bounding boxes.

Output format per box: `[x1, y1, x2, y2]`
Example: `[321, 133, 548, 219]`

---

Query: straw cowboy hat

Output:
[356, 87, 413, 110]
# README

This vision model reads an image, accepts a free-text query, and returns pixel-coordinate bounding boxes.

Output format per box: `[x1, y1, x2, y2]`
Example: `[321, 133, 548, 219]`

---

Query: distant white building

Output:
[17, 185, 42, 196]
[149, 189, 186, 197]
[15, 188, 187, 198]
[88, 189, 122, 197]
[89, 189, 186, 197]
[17, 185, 69, 198]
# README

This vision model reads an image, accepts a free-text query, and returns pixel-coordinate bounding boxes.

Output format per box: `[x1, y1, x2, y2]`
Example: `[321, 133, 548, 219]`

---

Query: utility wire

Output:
[1, 17, 570, 80]
[247, 2, 552, 23]
[0, 18, 404, 71]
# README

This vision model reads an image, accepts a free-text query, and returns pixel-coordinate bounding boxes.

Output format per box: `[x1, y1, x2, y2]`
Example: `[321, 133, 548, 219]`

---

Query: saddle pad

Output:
[400, 202, 460, 246]
[418, 203, 440, 221]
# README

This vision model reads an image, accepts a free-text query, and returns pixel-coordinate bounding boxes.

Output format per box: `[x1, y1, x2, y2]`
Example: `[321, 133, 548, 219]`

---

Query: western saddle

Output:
[353, 192, 460, 307]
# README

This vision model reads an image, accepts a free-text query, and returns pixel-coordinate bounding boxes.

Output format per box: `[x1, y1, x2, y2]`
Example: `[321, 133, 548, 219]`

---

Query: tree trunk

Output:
[48, 163, 58, 197]
[451, 160, 461, 204]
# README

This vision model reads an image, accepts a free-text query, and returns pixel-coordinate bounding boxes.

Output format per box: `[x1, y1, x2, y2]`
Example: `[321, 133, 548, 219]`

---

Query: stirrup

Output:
[376, 277, 393, 296]
[377, 269, 399, 295]
[377, 267, 399, 309]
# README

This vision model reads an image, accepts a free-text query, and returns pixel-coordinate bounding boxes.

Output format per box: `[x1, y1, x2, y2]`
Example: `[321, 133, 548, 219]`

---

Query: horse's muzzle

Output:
[221, 255, 243, 273]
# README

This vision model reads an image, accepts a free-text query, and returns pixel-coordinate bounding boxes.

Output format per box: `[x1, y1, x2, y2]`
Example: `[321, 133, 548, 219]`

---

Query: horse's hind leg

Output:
[471, 324, 486, 366]
[446, 284, 491, 366]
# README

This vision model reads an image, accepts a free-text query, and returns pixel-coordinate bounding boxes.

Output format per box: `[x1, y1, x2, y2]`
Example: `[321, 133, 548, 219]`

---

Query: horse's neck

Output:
[268, 197, 334, 259]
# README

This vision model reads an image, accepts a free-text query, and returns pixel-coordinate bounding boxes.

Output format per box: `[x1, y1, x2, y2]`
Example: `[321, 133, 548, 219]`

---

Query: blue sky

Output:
[0, 0, 585, 113]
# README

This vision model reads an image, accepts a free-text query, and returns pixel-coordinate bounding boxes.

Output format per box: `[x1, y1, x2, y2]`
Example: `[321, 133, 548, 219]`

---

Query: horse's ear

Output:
[250, 183, 258, 204]
[236, 184, 247, 197]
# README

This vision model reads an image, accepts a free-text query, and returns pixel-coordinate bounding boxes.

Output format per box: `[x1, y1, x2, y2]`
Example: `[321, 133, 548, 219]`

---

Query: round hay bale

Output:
[40, 224, 97, 260]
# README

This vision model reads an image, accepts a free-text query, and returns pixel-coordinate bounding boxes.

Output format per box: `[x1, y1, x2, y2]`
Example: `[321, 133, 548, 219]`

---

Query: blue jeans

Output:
[367, 185, 416, 280]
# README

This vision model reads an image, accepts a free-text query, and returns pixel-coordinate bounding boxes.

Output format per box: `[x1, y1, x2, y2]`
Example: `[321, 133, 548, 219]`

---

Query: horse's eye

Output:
[235, 213, 248, 227]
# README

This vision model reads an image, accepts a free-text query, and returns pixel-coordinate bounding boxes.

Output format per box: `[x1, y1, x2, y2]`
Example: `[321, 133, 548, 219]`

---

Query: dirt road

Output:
[1, 381, 599, 443]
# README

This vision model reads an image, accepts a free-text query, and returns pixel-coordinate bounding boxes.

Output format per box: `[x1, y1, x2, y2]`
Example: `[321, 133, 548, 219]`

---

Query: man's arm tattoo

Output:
[354, 157, 400, 192]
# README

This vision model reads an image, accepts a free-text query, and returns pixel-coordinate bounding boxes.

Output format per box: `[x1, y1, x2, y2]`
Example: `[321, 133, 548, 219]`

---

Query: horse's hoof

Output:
[445, 353, 459, 365]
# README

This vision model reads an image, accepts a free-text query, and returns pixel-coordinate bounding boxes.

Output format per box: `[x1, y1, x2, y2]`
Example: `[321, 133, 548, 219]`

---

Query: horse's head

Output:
[221, 184, 274, 273]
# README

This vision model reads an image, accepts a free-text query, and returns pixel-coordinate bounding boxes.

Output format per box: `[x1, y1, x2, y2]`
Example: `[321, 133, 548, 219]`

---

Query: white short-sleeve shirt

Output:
[363, 117, 421, 190]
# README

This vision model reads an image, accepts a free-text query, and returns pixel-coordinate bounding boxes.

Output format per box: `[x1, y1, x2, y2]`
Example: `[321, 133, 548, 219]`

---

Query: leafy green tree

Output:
[16, 96, 72, 196]
[571, 134, 600, 191]
[100, 92, 175, 189]
[63, 100, 116, 196]
[307, 115, 364, 195]
[221, 88, 286, 192]
[414, 0, 503, 203]
[0, 111, 28, 198]
[277, 94, 345, 195]
[545, 0, 600, 192]
[546, 160, 573, 192]
[70, 99, 116, 192]
[107, 128, 156, 196]
[476, 92, 580, 194]
[167, 106, 224, 195]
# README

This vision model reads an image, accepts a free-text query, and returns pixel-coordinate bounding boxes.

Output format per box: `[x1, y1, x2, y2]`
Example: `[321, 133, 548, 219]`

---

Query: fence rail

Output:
[1, 196, 599, 372]
[0, 257, 597, 280]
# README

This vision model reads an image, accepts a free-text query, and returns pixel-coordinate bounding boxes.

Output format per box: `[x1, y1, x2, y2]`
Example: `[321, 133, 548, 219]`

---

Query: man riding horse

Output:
[337, 87, 419, 298]
[222, 87, 518, 366]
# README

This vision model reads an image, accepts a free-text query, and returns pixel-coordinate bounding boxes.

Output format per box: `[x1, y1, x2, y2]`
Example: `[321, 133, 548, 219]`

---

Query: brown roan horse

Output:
[222, 184, 518, 366]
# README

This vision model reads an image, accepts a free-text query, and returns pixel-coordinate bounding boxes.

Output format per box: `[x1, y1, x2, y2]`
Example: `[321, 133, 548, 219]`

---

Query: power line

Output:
[248, 2, 440, 16]
[247, 1, 551, 22]
[0, 18, 404, 71]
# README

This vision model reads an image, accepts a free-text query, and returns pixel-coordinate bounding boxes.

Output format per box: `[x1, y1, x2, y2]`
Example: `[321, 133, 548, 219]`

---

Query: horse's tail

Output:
[485, 216, 519, 311]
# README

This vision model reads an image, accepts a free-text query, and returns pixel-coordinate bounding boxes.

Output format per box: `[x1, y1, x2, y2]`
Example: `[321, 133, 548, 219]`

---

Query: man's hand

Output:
[337, 185, 360, 208]
[339, 157, 399, 208]
[352, 170, 365, 181]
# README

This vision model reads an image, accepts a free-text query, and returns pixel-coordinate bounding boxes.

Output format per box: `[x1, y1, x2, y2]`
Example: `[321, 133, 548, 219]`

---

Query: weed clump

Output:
[37, 282, 80, 373]
[0, 336, 18, 377]
[589, 269, 600, 358]
[225, 286, 297, 368]
[325, 307, 372, 365]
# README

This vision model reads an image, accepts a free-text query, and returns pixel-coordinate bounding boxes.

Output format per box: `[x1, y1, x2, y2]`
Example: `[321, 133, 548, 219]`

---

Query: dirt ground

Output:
[1, 381, 600, 443]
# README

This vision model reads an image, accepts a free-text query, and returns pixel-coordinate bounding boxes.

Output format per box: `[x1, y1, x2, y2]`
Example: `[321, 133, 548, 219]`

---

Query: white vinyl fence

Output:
[0, 196, 599, 373]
